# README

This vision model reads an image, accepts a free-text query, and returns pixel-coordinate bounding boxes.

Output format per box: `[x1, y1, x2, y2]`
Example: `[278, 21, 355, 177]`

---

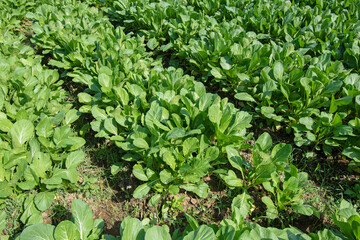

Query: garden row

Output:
[0, 0, 359, 239]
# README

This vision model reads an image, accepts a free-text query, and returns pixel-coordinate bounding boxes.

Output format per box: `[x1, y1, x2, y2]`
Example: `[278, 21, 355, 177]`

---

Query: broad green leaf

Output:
[133, 164, 149, 181]
[220, 56, 232, 70]
[0, 182, 12, 198]
[231, 192, 252, 222]
[34, 192, 55, 211]
[271, 143, 292, 163]
[163, 151, 176, 170]
[133, 183, 151, 199]
[149, 194, 162, 207]
[261, 196, 278, 219]
[273, 61, 284, 81]
[234, 92, 255, 102]
[10, 120, 34, 148]
[36, 117, 53, 138]
[0, 118, 13, 132]
[54, 220, 80, 240]
[226, 146, 246, 171]
[183, 225, 215, 240]
[66, 150, 85, 169]
[147, 38, 159, 50]
[145, 226, 171, 240]
[98, 73, 112, 90]
[91, 106, 107, 120]
[292, 205, 313, 216]
[183, 137, 199, 156]
[166, 128, 185, 139]
[104, 118, 118, 135]
[19, 223, 55, 240]
[78, 93, 92, 104]
[64, 109, 80, 125]
[133, 138, 149, 149]
[71, 199, 94, 240]
[120, 217, 145, 240]
[0, 211, 6, 232]
[159, 170, 174, 184]
[299, 117, 314, 130]
[255, 132, 272, 151]
[182, 182, 209, 198]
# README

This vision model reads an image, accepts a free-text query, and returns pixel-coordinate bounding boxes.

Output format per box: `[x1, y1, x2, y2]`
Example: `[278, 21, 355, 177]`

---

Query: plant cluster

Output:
[0, 0, 359, 239]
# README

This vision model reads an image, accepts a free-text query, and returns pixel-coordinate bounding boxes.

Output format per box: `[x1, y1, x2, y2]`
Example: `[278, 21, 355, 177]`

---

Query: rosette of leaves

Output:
[218, 132, 291, 191]
[261, 166, 315, 220]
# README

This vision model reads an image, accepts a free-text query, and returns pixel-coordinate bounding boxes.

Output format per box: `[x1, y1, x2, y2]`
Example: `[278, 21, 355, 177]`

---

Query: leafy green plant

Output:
[218, 132, 291, 191]
[19, 199, 104, 240]
[262, 166, 314, 220]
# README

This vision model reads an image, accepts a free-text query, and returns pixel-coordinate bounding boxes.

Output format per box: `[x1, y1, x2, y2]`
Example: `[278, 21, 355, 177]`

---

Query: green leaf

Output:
[54, 220, 80, 240]
[299, 117, 314, 130]
[149, 194, 162, 207]
[271, 143, 292, 164]
[34, 192, 54, 211]
[220, 56, 232, 70]
[133, 164, 149, 181]
[0, 182, 12, 198]
[78, 93, 92, 104]
[104, 118, 118, 135]
[226, 146, 246, 171]
[20, 223, 55, 240]
[255, 132, 272, 151]
[183, 225, 215, 240]
[36, 117, 54, 138]
[0, 211, 7, 232]
[184, 213, 199, 231]
[64, 109, 80, 125]
[66, 150, 85, 169]
[145, 226, 171, 240]
[10, 120, 34, 148]
[183, 137, 199, 156]
[98, 73, 112, 90]
[71, 199, 94, 240]
[163, 151, 176, 170]
[0, 118, 13, 132]
[261, 196, 278, 219]
[166, 128, 185, 139]
[292, 205, 313, 216]
[182, 182, 209, 198]
[159, 170, 174, 184]
[120, 217, 145, 240]
[234, 92, 255, 102]
[133, 183, 151, 199]
[91, 106, 107, 120]
[133, 138, 149, 149]
[273, 61, 284, 81]
[147, 38, 159, 50]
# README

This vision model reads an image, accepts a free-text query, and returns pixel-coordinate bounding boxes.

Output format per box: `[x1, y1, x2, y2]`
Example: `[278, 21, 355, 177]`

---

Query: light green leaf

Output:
[145, 226, 171, 240]
[163, 151, 176, 170]
[234, 92, 255, 102]
[133, 138, 149, 149]
[261, 196, 278, 219]
[19, 223, 55, 240]
[133, 164, 149, 181]
[183, 137, 199, 156]
[66, 150, 85, 169]
[71, 199, 94, 240]
[120, 217, 145, 240]
[34, 192, 55, 212]
[104, 118, 118, 135]
[64, 109, 80, 125]
[10, 120, 34, 148]
[54, 220, 80, 240]
[183, 225, 215, 240]
[133, 183, 151, 199]
[91, 106, 107, 120]
[273, 61, 284, 81]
